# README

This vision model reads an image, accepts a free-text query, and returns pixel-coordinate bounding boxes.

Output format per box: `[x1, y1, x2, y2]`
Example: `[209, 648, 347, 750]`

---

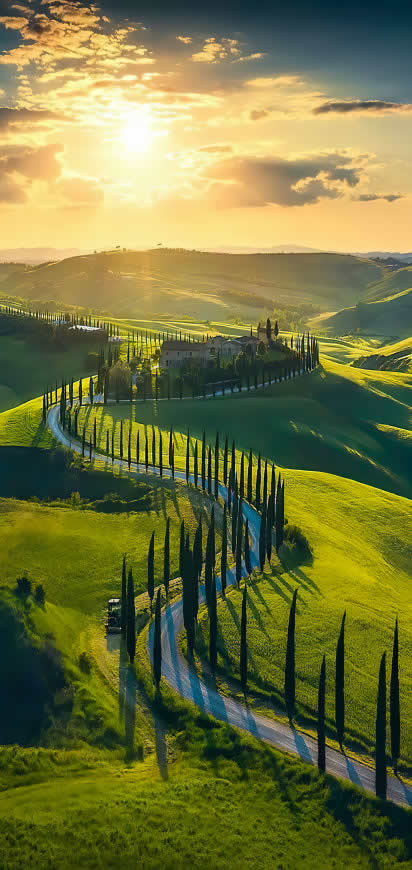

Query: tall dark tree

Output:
[136, 430, 140, 466]
[119, 420, 123, 460]
[375, 651, 387, 800]
[193, 520, 202, 621]
[179, 520, 185, 578]
[390, 618, 400, 774]
[147, 531, 155, 608]
[239, 451, 245, 501]
[223, 435, 228, 485]
[232, 491, 238, 556]
[236, 502, 243, 587]
[247, 449, 253, 503]
[79, 378, 83, 406]
[205, 524, 213, 609]
[89, 376, 93, 405]
[106, 429, 109, 455]
[214, 432, 219, 500]
[207, 444, 212, 495]
[163, 518, 170, 596]
[201, 430, 206, 490]
[317, 655, 326, 772]
[120, 554, 127, 633]
[193, 440, 198, 487]
[169, 427, 173, 466]
[182, 539, 195, 654]
[221, 503, 227, 596]
[266, 317, 272, 343]
[244, 518, 252, 576]
[145, 432, 149, 471]
[240, 584, 247, 693]
[153, 588, 162, 687]
[126, 567, 136, 663]
[263, 460, 268, 508]
[209, 574, 217, 673]
[171, 442, 175, 479]
[152, 426, 156, 468]
[159, 431, 163, 476]
[284, 589, 298, 722]
[270, 464, 276, 507]
[185, 430, 190, 483]
[128, 425, 131, 469]
[266, 494, 273, 562]
[335, 611, 346, 750]
[231, 440, 236, 484]
[259, 501, 267, 571]
[255, 453, 261, 509]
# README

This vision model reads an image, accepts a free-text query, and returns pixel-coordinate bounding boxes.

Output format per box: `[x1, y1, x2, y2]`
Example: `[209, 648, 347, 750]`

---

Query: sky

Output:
[0, 0, 411, 251]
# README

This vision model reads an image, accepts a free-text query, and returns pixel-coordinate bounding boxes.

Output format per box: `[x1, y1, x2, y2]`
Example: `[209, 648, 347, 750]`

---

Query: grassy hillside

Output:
[192, 469, 412, 771]
[1, 249, 384, 320]
[352, 336, 412, 373]
[86, 352, 412, 498]
[319, 288, 412, 338]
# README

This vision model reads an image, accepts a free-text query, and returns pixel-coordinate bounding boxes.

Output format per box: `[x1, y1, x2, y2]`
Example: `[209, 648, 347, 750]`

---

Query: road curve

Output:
[48, 403, 411, 809]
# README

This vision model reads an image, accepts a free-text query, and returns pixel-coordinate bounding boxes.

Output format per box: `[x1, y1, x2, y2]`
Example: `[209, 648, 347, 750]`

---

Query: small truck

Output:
[106, 598, 121, 633]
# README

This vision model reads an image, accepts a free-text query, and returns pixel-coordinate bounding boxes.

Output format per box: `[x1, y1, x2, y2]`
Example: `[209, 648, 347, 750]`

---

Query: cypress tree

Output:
[207, 444, 212, 495]
[259, 501, 266, 571]
[120, 554, 127, 633]
[240, 584, 247, 693]
[79, 378, 82, 406]
[284, 589, 298, 721]
[111, 430, 114, 462]
[263, 460, 268, 507]
[119, 420, 123, 460]
[214, 432, 219, 500]
[228, 473, 232, 515]
[317, 655, 326, 772]
[244, 518, 252, 576]
[221, 503, 227, 596]
[153, 588, 162, 687]
[136, 430, 140, 466]
[182, 539, 195, 654]
[223, 435, 228, 485]
[239, 451, 245, 501]
[201, 430, 206, 489]
[232, 491, 238, 555]
[185, 430, 190, 483]
[193, 520, 202, 621]
[247, 449, 253, 503]
[255, 453, 261, 509]
[205, 525, 213, 609]
[148, 531, 155, 608]
[163, 518, 170, 596]
[89, 376, 93, 405]
[179, 520, 185, 578]
[231, 440, 236, 480]
[335, 611, 346, 750]
[194, 440, 198, 487]
[89, 436, 92, 461]
[266, 494, 273, 562]
[236, 502, 243, 586]
[390, 618, 400, 774]
[145, 432, 149, 470]
[152, 426, 156, 467]
[126, 568, 136, 663]
[128, 425, 131, 469]
[159, 431, 163, 476]
[375, 651, 387, 799]
[209, 574, 217, 673]
[210, 505, 216, 566]
[168, 427, 173, 466]
[106, 429, 109, 455]
[171, 442, 175, 479]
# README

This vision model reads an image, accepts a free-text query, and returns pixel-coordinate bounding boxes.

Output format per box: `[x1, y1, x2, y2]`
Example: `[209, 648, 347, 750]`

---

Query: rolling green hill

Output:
[1, 249, 385, 320]
[318, 288, 412, 338]
[352, 335, 412, 372]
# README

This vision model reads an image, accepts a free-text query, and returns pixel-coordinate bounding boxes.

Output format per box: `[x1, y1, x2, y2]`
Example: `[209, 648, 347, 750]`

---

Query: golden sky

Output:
[0, 0, 411, 250]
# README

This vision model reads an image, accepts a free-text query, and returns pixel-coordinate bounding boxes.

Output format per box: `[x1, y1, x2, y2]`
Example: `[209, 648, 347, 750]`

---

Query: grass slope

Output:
[353, 336, 412, 373]
[321, 288, 412, 338]
[2, 249, 384, 319]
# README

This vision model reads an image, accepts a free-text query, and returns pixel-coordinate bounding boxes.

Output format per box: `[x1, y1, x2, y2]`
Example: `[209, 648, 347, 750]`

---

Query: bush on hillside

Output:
[16, 575, 31, 599]
[34, 584, 46, 606]
[280, 524, 313, 565]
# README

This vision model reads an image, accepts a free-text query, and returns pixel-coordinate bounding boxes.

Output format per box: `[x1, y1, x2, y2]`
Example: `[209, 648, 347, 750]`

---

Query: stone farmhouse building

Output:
[159, 333, 259, 369]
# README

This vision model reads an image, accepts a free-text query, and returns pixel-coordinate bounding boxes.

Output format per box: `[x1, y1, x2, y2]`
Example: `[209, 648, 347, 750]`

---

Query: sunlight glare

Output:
[120, 113, 152, 154]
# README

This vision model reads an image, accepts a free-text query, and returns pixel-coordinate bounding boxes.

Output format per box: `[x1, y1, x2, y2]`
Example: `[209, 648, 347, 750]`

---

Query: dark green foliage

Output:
[210, 505, 215, 566]
[168, 427, 173, 466]
[205, 524, 213, 609]
[153, 588, 162, 688]
[259, 501, 266, 572]
[193, 440, 198, 487]
[375, 651, 387, 799]
[263, 460, 268, 507]
[145, 432, 149, 470]
[214, 432, 219, 500]
[128, 425, 131, 469]
[209, 574, 217, 673]
[207, 444, 212, 495]
[136, 430, 140, 465]
[240, 584, 247, 693]
[193, 520, 202, 621]
[171, 442, 175, 479]
[266, 494, 273, 562]
[151, 426, 156, 467]
[126, 568, 136, 664]
[284, 589, 297, 722]
[201, 430, 206, 490]
[159, 431, 163, 476]
[244, 518, 252, 576]
[223, 435, 228, 485]
[34, 584, 45, 606]
[390, 618, 400, 773]
[335, 611, 346, 749]
[239, 452, 245, 500]
[186, 430, 190, 483]
[221, 503, 227, 596]
[317, 655, 326, 772]
[247, 449, 253, 503]
[232, 492, 238, 556]
[120, 555, 127, 633]
[163, 519, 170, 596]
[147, 531, 155, 607]
[255, 453, 261, 509]
[236, 500, 243, 586]
[119, 420, 123, 460]
[16, 575, 31, 599]
[182, 539, 195, 654]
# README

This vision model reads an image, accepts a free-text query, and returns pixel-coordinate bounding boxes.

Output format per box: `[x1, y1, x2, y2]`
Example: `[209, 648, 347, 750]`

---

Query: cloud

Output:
[176, 36, 192, 44]
[198, 144, 233, 153]
[56, 174, 104, 204]
[313, 99, 412, 115]
[238, 52, 266, 62]
[0, 143, 63, 180]
[203, 153, 364, 208]
[355, 193, 404, 202]
[0, 106, 66, 130]
[192, 37, 241, 63]
[0, 174, 27, 203]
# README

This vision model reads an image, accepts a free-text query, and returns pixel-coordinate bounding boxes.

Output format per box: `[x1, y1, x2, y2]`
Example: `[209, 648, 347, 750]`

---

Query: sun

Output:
[120, 113, 152, 154]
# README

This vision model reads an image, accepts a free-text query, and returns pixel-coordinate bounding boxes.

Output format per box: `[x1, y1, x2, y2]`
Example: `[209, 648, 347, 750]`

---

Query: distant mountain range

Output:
[0, 248, 90, 264]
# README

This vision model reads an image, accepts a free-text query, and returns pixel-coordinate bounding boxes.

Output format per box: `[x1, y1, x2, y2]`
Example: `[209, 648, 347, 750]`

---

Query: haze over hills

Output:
[318, 288, 412, 338]
[0, 248, 90, 264]
[0, 248, 386, 321]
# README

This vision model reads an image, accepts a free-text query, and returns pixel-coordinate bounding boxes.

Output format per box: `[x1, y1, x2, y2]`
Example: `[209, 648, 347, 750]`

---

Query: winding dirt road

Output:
[48, 402, 411, 808]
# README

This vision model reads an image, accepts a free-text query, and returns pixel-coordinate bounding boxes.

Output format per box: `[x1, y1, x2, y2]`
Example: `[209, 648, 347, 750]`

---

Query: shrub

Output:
[79, 651, 92, 674]
[281, 524, 312, 564]
[34, 584, 46, 606]
[16, 575, 31, 599]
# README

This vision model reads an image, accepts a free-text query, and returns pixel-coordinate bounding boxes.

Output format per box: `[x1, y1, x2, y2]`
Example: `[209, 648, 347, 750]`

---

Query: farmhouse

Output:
[159, 333, 259, 368]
